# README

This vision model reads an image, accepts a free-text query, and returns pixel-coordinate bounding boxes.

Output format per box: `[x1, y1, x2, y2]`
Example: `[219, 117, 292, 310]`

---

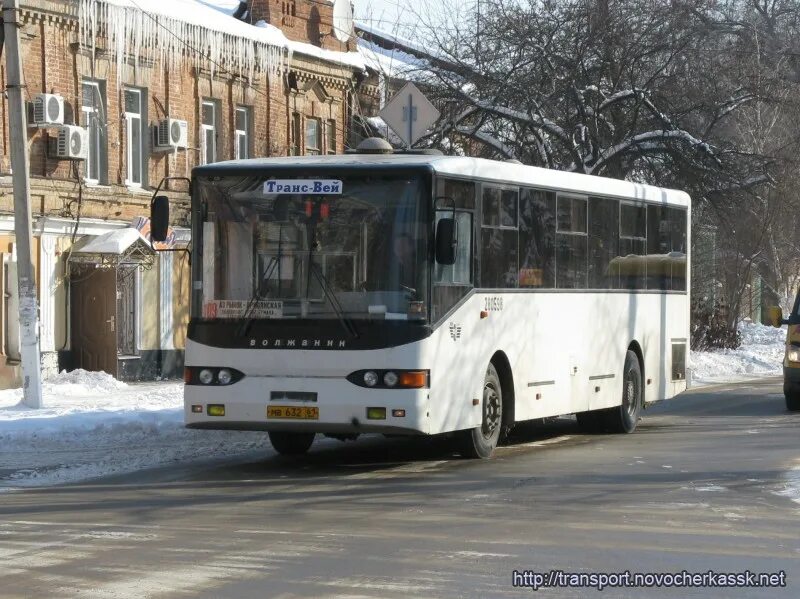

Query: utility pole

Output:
[3, 0, 43, 408]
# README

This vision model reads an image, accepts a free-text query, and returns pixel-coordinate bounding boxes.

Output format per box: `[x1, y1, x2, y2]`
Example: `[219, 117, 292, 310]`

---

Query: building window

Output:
[291, 112, 301, 156]
[326, 120, 336, 154]
[282, 1, 297, 25]
[235, 106, 250, 160]
[124, 88, 145, 187]
[81, 80, 106, 184]
[201, 100, 218, 165]
[305, 118, 320, 155]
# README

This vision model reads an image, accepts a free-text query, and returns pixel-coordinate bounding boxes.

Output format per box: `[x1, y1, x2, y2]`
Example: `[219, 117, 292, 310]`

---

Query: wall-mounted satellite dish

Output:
[332, 0, 354, 42]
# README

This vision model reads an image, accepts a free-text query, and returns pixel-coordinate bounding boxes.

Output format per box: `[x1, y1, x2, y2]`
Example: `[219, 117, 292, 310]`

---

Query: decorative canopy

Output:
[69, 228, 155, 270]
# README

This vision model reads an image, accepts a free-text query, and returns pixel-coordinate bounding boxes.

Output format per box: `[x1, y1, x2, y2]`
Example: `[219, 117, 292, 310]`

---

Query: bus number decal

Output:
[484, 297, 504, 312]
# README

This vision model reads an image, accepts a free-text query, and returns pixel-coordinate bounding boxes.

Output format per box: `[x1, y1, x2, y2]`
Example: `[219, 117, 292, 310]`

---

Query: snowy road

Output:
[1, 378, 798, 598]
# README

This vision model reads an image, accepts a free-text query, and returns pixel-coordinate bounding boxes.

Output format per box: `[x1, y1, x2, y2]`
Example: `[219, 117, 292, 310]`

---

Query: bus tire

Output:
[461, 362, 503, 459]
[605, 350, 643, 434]
[268, 431, 315, 456]
[786, 393, 800, 412]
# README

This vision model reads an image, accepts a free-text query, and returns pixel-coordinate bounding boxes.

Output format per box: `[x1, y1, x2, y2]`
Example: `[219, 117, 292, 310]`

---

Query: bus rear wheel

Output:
[576, 350, 642, 434]
[461, 363, 503, 459]
[268, 431, 315, 456]
[786, 393, 800, 412]
[605, 350, 643, 433]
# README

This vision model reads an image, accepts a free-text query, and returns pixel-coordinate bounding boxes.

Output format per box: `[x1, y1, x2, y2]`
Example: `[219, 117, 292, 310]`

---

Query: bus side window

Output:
[433, 211, 473, 320]
[519, 188, 556, 288]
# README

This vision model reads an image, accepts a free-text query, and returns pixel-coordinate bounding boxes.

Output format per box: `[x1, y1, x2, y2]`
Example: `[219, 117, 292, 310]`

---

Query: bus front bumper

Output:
[184, 376, 429, 435]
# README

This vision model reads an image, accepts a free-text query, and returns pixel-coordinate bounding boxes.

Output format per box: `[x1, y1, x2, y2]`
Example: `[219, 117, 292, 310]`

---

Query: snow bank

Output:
[0, 370, 268, 490]
[689, 322, 785, 386]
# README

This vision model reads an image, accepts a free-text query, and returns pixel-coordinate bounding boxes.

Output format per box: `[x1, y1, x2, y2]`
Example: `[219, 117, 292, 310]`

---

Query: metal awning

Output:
[69, 228, 156, 269]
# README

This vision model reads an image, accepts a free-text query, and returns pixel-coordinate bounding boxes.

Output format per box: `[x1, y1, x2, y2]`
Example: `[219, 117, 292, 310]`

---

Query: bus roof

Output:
[194, 154, 691, 207]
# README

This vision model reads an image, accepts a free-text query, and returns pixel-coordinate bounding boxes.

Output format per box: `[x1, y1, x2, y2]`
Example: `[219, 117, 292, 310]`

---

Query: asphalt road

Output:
[1, 378, 798, 599]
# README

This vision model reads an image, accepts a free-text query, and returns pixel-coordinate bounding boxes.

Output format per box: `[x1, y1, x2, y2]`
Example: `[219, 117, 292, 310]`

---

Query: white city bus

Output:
[157, 142, 690, 458]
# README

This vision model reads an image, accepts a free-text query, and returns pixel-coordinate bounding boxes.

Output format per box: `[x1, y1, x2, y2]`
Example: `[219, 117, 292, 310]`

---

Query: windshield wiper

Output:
[237, 256, 279, 338]
[309, 261, 359, 339]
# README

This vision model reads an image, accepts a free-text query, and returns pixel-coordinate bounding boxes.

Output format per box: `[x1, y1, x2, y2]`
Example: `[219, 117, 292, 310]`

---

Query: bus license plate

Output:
[267, 406, 319, 420]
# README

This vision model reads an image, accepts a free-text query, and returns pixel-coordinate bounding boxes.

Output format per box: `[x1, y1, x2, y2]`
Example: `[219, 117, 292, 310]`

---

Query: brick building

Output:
[0, 0, 377, 387]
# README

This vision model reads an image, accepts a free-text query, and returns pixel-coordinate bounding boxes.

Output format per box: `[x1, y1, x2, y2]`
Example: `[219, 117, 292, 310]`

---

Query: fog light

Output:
[199, 369, 214, 385]
[191, 404, 203, 413]
[391, 409, 406, 418]
[218, 368, 233, 385]
[207, 404, 225, 417]
[366, 407, 386, 420]
[383, 371, 399, 387]
[363, 371, 379, 387]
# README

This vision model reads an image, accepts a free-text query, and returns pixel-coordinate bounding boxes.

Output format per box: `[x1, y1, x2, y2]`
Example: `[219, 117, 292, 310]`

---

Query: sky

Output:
[355, 0, 418, 30]
[354, 0, 457, 33]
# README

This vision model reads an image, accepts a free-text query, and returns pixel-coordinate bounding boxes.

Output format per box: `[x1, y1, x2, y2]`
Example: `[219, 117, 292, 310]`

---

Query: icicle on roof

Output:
[78, 0, 290, 87]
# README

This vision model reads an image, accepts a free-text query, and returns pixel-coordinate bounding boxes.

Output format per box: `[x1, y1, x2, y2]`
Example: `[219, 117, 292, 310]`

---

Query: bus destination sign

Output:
[263, 179, 343, 195]
[203, 300, 283, 319]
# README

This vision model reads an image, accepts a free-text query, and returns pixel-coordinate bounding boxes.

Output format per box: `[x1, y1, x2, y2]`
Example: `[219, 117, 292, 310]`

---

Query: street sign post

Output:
[378, 82, 440, 148]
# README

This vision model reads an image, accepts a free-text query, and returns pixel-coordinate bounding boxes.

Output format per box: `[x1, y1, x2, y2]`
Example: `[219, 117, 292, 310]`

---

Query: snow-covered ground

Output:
[0, 321, 788, 491]
[775, 465, 800, 505]
[689, 321, 786, 387]
[0, 370, 269, 491]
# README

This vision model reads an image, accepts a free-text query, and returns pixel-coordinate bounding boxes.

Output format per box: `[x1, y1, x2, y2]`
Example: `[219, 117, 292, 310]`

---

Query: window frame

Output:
[305, 117, 321, 155]
[200, 99, 218, 165]
[291, 112, 301, 156]
[326, 119, 336, 155]
[81, 80, 105, 185]
[234, 106, 251, 160]
[123, 87, 145, 188]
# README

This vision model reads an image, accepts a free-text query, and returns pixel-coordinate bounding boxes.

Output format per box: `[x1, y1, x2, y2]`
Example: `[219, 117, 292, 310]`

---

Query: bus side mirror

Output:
[151, 195, 170, 242]
[435, 218, 457, 265]
[767, 306, 785, 328]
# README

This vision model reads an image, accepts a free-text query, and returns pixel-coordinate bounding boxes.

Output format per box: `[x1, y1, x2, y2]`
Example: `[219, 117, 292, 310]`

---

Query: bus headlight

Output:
[383, 371, 399, 387]
[198, 369, 215, 385]
[185, 367, 245, 386]
[218, 369, 233, 385]
[348, 370, 429, 389]
[787, 347, 800, 363]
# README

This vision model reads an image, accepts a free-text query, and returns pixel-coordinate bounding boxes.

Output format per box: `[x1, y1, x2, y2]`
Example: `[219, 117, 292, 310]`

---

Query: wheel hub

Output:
[482, 382, 502, 439]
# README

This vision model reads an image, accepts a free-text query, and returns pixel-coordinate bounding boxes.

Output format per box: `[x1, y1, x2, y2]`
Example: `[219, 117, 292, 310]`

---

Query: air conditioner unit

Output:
[55, 125, 89, 160]
[32, 93, 65, 126]
[154, 118, 188, 151]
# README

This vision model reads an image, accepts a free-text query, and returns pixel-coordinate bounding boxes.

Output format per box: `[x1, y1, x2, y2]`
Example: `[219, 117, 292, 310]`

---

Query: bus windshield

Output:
[195, 173, 429, 322]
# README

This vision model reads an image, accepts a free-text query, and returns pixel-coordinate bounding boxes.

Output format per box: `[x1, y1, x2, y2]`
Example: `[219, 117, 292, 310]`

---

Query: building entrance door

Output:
[70, 267, 118, 376]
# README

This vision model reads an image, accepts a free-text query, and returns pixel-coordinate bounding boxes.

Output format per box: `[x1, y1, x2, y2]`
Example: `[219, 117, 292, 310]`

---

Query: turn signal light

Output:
[346, 370, 429, 389]
[191, 404, 203, 413]
[398, 371, 428, 389]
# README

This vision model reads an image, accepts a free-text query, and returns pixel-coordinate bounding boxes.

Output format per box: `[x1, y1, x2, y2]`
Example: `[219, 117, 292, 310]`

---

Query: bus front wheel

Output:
[268, 431, 316, 456]
[461, 363, 503, 459]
